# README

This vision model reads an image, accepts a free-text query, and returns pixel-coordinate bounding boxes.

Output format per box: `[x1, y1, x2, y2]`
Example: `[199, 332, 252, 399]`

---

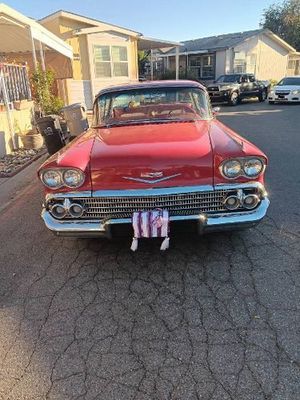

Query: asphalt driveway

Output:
[0, 101, 299, 400]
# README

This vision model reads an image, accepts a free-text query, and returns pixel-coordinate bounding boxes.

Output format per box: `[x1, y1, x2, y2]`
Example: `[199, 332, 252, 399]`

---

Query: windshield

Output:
[277, 77, 300, 86]
[216, 75, 241, 83]
[93, 87, 211, 127]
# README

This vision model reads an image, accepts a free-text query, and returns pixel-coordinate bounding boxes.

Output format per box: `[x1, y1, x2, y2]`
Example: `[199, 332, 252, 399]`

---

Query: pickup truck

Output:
[207, 74, 269, 106]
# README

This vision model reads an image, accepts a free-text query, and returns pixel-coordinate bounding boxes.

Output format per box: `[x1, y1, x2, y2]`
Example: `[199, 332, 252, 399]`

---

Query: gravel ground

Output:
[0, 148, 45, 177]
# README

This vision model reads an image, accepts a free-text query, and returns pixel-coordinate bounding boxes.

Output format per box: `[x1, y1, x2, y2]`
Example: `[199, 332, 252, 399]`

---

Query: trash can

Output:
[61, 103, 89, 137]
[36, 115, 68, 155]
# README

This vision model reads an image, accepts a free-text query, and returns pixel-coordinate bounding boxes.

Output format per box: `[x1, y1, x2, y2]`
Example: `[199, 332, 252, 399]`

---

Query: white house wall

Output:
[215, 50, 226, 77]
[256, 34, 289, 81]
[233, 33, 289, 80]
[87, 32, 138, 100]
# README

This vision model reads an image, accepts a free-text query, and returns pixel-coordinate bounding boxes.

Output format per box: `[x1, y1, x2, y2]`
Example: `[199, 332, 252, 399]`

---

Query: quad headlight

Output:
[40, 168, 85, 189]
[63, 169, 85, 188]
[221, 157, 265, 179]
[243, 158, 264, 177]
[41, 170, 63, 189]
[222, 159, 242, 178]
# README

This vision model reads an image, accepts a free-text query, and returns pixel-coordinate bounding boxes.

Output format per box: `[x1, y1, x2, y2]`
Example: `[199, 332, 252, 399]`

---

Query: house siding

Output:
[215, 50, 226, 77]
[256, 34, 289, 80]
[41, 15, 139, 108]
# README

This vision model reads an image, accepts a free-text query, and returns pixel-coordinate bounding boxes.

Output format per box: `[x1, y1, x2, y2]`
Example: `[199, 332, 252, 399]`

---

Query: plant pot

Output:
[19, 133, 44, 150]
[13, 100, 33, 111]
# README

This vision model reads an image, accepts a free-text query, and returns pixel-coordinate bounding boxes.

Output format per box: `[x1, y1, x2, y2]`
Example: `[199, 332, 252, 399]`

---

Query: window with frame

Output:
[233, 51, 246, 74]
[94, 45, 129, 78]
[188, 54, 215, 79]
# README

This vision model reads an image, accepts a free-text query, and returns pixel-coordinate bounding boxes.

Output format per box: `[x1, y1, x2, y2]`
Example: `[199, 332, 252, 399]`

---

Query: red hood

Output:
[39, 119, 267, 193]
[90, 121, 213, 190]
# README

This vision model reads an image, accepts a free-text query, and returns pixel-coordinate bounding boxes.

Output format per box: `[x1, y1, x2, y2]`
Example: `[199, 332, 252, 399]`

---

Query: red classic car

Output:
[38, 80, 269, 246]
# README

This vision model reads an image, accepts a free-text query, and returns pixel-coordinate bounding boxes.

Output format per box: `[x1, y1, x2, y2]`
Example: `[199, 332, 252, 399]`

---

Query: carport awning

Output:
[138, 36, 181, 51]
[0, 3, 73, 58]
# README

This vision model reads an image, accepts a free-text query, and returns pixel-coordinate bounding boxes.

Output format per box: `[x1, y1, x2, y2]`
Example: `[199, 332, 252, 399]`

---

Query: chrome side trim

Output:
[45, 191, 92, 201]
[215, 181, 266, 195]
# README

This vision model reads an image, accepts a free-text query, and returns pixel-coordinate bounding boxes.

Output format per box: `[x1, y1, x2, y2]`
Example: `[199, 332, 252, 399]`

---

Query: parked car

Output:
[268, 76, 300, 104]
[207, 74, 268, 105]
[38, 80, 269, 243]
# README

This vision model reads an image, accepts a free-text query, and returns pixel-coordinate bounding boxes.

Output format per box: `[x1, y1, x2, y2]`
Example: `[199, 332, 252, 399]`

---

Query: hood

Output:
[90, 121, 214, 190]
[208, 82, 238, 90]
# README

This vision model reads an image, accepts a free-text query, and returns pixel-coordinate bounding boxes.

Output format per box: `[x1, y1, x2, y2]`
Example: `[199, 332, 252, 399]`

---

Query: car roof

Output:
[95, 80, 206, 98]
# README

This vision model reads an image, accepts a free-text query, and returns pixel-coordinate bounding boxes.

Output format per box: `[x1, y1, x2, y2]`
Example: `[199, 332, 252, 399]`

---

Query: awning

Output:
[0, 3, 73, 59]
[138, 36, 181, 51]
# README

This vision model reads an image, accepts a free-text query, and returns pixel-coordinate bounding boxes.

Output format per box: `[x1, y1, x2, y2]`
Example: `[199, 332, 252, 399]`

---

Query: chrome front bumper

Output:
[41, 183, 270, 238]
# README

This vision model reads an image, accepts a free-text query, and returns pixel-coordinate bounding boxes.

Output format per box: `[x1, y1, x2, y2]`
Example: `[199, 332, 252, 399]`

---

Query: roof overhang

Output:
[138, 36, 181, 51]
[262, 29, 296, 53]
[0, 3, 73, 58]
[39, 10, 141, 38]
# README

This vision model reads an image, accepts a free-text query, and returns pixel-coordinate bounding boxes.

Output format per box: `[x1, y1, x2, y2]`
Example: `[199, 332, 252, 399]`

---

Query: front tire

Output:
[258, 90, 267, 102]
[228, 91, 239, 106]
[269, 101, 275, 105]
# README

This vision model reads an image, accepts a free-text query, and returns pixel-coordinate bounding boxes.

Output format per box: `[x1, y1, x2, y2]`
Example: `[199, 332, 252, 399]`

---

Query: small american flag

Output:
[131, 209, 170, 251]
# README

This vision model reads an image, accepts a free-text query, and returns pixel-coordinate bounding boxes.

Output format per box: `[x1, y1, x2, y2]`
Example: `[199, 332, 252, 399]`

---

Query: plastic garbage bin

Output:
[36, 115, 68, 155]
[61, 103, 89, 137]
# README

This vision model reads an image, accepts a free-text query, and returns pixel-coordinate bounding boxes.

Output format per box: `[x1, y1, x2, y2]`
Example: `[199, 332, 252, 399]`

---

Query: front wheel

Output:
[228, 92, 239, 106]
[258, 90, 267, 102]
[269, 101, 275, 105]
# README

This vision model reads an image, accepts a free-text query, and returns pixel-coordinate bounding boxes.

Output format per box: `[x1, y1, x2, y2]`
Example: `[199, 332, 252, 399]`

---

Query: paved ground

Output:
[0, 101, 299, 400]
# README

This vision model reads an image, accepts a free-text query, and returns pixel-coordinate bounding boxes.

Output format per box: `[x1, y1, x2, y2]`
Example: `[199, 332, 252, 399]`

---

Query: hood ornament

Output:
[123, 173, 181, 184]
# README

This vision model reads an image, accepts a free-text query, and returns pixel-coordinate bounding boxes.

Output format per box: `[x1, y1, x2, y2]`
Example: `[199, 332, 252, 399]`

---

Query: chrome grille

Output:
[69, 190, 229, 220]
[275, 91, 290, 95]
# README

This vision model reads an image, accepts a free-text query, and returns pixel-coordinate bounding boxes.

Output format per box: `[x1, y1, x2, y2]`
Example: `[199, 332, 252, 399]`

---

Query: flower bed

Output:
[0, 148, 46, 178]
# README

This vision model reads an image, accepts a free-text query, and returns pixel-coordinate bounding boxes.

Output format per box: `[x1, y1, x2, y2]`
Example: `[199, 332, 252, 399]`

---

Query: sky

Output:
[4, 0, 278, 41]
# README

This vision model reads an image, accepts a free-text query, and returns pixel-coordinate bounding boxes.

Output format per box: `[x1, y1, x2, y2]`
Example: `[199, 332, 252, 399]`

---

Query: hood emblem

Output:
[123, 173, 181, 184]
[140, 172, 163, 178]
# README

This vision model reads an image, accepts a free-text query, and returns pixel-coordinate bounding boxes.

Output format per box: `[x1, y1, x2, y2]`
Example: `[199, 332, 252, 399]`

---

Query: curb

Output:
[0, 154, 47, 215]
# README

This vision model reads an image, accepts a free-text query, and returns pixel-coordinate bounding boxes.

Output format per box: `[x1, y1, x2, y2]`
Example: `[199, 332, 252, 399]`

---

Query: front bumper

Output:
[41, 183, 270, 238]
[208, 91, 230, 103]
[269, 93, 300, 102]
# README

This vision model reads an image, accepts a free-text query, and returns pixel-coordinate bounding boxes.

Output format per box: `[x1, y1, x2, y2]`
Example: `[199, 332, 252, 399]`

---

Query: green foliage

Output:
[158, 68, 200, 82]
[138, 50, 150, 75]
[269, 78, 279, 86]
[30, 65, 64, 115]
[261, 0, 300, 51]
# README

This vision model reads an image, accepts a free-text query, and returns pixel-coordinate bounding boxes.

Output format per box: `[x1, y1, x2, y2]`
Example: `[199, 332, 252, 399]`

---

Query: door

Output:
[239, 75, 249, 97]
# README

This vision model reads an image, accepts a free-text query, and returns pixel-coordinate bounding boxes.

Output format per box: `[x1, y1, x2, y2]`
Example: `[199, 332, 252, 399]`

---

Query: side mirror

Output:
[212, 107, 220, 117]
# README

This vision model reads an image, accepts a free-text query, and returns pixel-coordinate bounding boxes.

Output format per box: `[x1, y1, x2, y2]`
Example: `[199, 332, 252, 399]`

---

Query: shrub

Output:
[30, 65, 64, 115]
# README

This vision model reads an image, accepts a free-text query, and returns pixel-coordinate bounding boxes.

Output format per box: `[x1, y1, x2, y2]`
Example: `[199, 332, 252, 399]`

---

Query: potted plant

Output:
[15, 122, 44, 150]
[30, 66, 64, 115]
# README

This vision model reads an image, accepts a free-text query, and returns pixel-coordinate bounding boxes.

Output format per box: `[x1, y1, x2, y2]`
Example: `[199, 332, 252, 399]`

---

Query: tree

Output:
[138, 50, 150, 76]
[261, 0, 300, 51]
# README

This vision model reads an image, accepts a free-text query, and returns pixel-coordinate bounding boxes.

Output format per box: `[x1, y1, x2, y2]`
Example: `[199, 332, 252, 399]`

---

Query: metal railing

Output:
[0, 63, 32, 103]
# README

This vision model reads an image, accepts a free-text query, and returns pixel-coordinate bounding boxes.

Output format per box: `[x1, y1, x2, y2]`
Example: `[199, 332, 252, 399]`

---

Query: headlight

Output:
[62, 169, 85, 188]
[220, 157, 265, 179]
[41, 170, 63, 189]
[291, 89, 300, 95]
[243, 158, 264, 177]
[222, 159, 242, 178]
[269, 90, 275, 95]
